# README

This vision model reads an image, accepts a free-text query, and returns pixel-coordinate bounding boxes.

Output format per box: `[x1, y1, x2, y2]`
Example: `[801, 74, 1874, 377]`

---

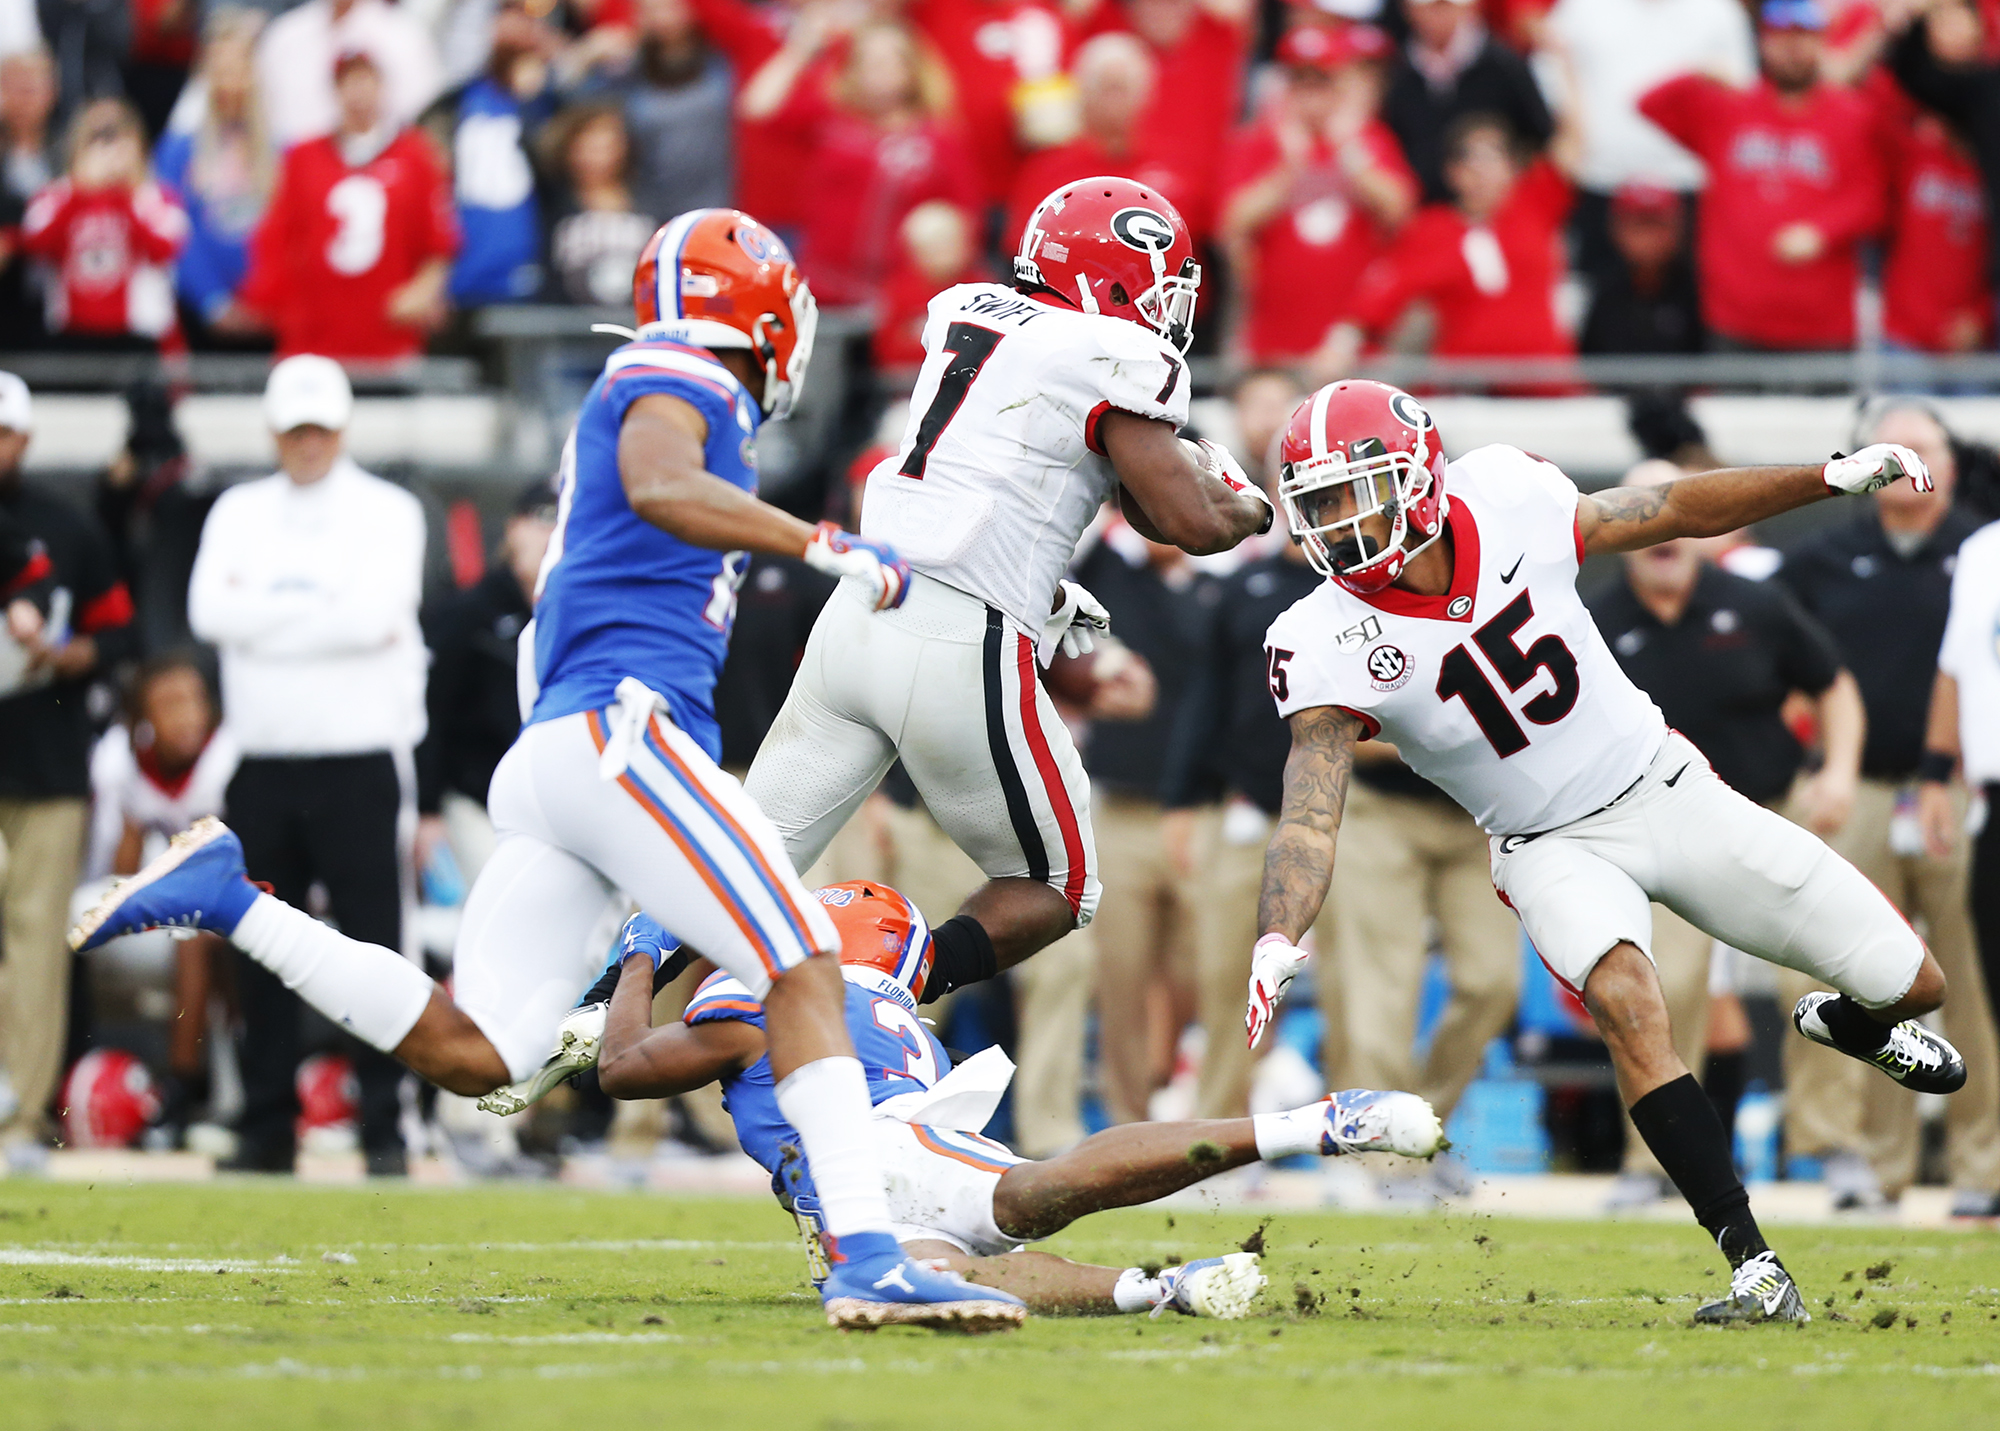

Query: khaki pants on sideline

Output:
[1780, 779, 2000, 1197]
[1093, 792, 1202, 1125]
[1619, 908, 1716, 1177]
[0, 798, 89, 1142]
[1327, 783, 1521, 1121]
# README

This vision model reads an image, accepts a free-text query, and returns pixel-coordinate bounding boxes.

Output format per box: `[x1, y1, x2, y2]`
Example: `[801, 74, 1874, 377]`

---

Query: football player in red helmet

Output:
[1277, 379, 1448, 594]
[739, 176, 1272, 1010]
[1011, 175, 1203, 353]
[1248, 375, 1954, 1323]
[587, 890, 1445, 1320]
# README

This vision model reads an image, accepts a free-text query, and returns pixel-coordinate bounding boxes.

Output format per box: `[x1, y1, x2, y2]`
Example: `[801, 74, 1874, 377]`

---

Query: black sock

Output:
[1701, 1050, 1747, 1154]
[922, 914, 996, 1004]
[1629, 1073, 1770, 1268]
[1817, 995, 1892, 1053]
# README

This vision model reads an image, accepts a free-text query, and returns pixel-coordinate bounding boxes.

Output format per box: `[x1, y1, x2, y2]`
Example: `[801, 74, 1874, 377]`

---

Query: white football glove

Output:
[1823, 442, 1934, 496]
[1246, 932, 1310, 1050]
[1037, 579, 1112, 666]
[1188, 438, 1275, 536]
[803, 521, 912, 612]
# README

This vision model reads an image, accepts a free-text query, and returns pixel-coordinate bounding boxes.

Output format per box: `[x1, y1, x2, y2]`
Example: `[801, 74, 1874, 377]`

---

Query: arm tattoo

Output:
[1256, 706, 1361, 942]
[1588, 482, 1671, 530]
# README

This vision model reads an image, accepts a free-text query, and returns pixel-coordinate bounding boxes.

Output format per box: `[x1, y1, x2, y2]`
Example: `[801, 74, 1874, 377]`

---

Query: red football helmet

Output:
[295, 1052, 359, 1148]
[1278, 380, 1449, 594]
[1013, 176, 1201, 352]
[815, 881, 933, 1003]
[631, 208, 818, 419]
[60, 1049, 161, 1149]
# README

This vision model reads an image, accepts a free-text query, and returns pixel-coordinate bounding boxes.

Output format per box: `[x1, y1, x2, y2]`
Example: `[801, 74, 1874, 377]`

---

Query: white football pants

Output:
[746, 576, 1100, 927]
[1490, 730, 1924, 1008]
[455, 692, 837, 1080]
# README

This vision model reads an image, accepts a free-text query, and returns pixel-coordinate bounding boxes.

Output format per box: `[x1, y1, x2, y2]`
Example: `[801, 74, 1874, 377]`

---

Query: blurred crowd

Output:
[1, 0, 1999, 368]
[5, 347, 2000, 1224]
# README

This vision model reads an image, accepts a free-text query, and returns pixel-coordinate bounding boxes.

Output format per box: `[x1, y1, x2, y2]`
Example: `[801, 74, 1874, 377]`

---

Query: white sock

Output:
[1254, 1101, 1329, 1160]
[1113, 1267, 1166, 1313]
[773, 1056, 896, 1239]
[230, 893, 435, 1053]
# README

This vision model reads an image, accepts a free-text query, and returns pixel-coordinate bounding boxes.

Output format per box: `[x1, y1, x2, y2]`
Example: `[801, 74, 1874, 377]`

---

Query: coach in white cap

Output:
[189, 354, 427, 1175]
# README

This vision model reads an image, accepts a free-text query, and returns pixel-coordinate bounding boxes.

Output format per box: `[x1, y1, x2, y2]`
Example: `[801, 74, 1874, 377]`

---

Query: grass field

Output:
[3, 1182, 1999, 1431]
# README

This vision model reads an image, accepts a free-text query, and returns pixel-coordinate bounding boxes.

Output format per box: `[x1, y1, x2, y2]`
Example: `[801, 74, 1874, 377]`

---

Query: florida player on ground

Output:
[1243, 380, 1967, 1325]
[71, 211, 1023, 1332]
[586, 882, 1444, 1316]
[744, 177, 1273, 1003]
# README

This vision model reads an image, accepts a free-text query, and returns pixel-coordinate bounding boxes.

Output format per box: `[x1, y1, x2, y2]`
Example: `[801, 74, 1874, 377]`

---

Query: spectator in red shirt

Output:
[228, 51, 459, 362]
[1314, 111, 1572, 377]
[741, 17, 977, 307]
[19, 99, 189, 351]
[872, 199, 985, 375]
[1004, 33, 1199, 248]
[1071, 0, 1249, 237]
[1218, 23, 1416, 367]
[910, 0, 1069, 208]
[1638, 0, 1889, 352]
[1883, 108, 1992, 355]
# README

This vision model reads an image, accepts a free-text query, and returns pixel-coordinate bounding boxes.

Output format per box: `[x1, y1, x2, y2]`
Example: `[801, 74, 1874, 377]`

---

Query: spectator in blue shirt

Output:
[449, 0, 559, 305]
[153, 10, 276, 348]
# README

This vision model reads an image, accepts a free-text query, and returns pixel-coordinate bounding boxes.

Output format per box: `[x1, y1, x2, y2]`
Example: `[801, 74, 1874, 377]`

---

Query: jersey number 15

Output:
[1435, 593, 1578, 757]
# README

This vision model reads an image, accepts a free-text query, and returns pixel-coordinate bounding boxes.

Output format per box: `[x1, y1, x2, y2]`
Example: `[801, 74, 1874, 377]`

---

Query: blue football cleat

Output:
[820, 1230, 1026, 1332]
[1320, 1089, 1448, 1158]
[69, 816, 260, 953]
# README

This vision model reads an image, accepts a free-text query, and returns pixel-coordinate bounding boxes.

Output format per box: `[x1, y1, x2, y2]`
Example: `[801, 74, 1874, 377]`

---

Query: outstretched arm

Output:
[621, 393, 909, 608]
[1577, 446, 1931, 556]
[596, 955, 764, 1100]
[1256, 705, 1362, 942]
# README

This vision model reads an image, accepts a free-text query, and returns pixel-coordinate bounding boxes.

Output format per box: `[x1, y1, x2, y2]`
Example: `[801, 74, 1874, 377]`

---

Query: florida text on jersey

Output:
[1264, 445, 1665, 836]
[529, 338, 762, 758]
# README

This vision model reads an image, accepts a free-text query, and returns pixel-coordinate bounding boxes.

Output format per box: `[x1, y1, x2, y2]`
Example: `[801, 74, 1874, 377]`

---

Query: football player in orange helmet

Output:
[583, 889, 1446, 1319]
[71, 211, 1018, 1331]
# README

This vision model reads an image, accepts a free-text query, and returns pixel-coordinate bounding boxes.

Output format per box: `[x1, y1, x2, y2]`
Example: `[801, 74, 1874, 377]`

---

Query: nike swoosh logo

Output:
[1663, 764, 1690, 787]
[1500, 556, 1524, 584]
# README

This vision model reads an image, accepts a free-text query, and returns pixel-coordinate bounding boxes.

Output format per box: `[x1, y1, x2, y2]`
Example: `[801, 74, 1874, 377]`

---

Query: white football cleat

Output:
[1321, 1089, 1447, 1159]
[1155, 1252, 1267, 1319]
[477, 1003, 607, 1116]
[1693, 1250, 1809, 1325]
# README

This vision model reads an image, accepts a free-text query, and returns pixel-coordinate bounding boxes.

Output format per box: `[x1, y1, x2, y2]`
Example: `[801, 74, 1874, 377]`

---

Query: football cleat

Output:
[1154, 1252, 1267, 1319]
[69, 816, 260, 953]
[1793, 992, 1967, 1094]
[820, 1231, 1026, 1333]
[476, 1003, 607, 1116]
[1693, 1251, 1809, 1325]
[1321, 1089, 1448, 1159]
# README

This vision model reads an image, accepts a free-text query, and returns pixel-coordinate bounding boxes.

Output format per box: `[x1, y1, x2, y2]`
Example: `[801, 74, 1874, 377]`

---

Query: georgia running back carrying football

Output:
[1246, 379, 1969, 1325]
[742, 177, 1272, 998]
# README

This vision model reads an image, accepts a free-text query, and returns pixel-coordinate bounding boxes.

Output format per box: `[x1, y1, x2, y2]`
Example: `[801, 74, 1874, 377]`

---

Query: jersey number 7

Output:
[899, 323, 1004, 478]
[1435, 593, 1579, 757]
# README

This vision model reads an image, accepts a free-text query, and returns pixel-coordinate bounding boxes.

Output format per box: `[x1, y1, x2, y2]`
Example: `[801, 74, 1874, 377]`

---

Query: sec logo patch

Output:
[1366, 643, 1413, 691]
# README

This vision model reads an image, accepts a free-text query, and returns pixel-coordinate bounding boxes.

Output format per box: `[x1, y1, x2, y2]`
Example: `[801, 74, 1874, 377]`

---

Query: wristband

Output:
[1918, 750, 1957, 784]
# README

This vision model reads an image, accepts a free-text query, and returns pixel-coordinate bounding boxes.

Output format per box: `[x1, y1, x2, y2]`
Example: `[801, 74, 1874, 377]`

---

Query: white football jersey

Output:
[1264, 445, 1666, 836]
[862, 282, 1190, 634]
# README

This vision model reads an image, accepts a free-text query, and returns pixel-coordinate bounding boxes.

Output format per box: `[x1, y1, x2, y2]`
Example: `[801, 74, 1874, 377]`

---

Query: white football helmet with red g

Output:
[1278, 380, 1449, 595]
[1012, 175, 1201, 353]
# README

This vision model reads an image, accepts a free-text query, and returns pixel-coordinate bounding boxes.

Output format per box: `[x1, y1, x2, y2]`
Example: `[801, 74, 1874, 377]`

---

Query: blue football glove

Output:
[804, 521, 912, 611]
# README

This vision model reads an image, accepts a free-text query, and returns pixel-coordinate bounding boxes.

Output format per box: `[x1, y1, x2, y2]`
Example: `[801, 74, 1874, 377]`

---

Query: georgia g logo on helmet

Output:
[1110, 207, 1177, 253]
[1389, 391, 1430, 435]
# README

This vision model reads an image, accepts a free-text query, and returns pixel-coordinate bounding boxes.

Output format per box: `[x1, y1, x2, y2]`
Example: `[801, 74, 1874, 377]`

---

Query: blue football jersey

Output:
[529, 340, 762, 758]
[684, 970, 950, 1200]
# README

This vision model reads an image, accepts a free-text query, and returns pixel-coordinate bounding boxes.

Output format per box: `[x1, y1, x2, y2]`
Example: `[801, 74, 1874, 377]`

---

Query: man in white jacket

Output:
[188, 354, 427, 1174]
